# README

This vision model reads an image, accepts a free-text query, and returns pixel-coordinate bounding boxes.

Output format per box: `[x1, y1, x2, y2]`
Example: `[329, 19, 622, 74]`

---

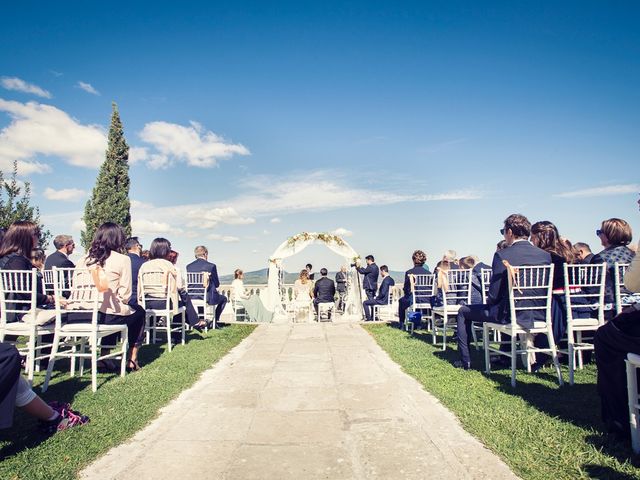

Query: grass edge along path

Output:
[364, 324, 640, 480]
[0, 324, 257, 480]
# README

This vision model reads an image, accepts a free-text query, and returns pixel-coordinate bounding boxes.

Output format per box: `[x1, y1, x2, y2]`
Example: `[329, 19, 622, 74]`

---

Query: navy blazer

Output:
[471, 262, 491, 304]
[44, 251, 75, 270]
[127, 253, 146, 306]
[313, 277, 336, 303]
[487, 240, 552, 328]
[357, 263, 379, 291]
[186, 258, 222, 303]
[375, 275, 395, 303]
[402, 265, 430, 297]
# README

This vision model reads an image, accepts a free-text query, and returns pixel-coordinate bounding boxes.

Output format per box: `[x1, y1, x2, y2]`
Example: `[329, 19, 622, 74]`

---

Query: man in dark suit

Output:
[306, 263, 315, 281]
[355, 255, 379, 301]
[125, 237, 146, 307]
[363, 265, 395, 321]
[454, 214, 552, 369]
[313, 268, 336, 315]
[335, 265, 348, 312]
[470, 256, 491, 305]
[398, 250, 430, 329]
[44, 234, 76, 296]
[574, 242, 594, 264]
[186, 245, 227, 325]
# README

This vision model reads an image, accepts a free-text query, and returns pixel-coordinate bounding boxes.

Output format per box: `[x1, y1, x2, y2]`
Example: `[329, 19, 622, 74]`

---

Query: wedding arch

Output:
[265, 232, 364, 321]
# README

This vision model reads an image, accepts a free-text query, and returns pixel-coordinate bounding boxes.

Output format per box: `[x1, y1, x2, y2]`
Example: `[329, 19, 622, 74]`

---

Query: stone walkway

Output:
[81, 322, 518, 479]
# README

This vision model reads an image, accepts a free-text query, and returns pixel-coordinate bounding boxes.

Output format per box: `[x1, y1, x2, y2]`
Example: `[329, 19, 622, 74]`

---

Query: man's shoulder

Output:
[499, 241, 551, 265]
[187, 258, 215, 271]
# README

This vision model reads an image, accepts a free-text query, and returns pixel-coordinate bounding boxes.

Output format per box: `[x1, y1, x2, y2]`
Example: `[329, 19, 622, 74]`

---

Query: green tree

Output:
[0, 160, 51, 247]
[81, 102, 132, 249]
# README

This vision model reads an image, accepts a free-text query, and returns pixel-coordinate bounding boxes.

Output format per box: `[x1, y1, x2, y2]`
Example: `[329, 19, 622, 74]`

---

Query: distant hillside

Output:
[219, 268, 405, 285]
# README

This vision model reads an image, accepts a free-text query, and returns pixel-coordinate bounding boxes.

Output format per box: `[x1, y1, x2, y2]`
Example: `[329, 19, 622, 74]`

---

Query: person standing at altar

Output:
[363, 265, 395, 321]
[186, 245, 227, 326]
[306, 263, 315, 281]
[335, 265, 348, 312]
[355, 255, 379, 301]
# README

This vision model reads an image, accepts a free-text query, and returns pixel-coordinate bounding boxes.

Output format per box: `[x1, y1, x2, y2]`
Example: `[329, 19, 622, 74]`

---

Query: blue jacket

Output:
[186, 258, 223, 304]
[357, 262, 379, 291]
[127, 253, 146, 306]
[375, 275, 395, 303]
[402, 265, 430, 297]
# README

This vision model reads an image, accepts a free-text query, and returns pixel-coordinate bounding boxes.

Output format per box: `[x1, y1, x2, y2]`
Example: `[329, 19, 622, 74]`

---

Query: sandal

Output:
[127, 360, 141, 372]
[193, 321, 207, 332]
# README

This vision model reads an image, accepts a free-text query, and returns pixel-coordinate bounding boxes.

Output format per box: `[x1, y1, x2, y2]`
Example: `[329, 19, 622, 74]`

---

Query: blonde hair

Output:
[299, 269, 310, 284]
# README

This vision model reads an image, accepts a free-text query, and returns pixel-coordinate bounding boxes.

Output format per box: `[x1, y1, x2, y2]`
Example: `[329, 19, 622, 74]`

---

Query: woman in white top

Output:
[231, 269, 249, 302]
[138, 238, 205, 331]
[231, 268, 273, 322]
[293, 269, 313, 305]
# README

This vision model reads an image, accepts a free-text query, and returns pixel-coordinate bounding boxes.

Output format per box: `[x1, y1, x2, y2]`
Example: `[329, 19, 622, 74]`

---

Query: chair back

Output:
[441, 268, 472, 308]
[0, 269, 39, 325]
[53, 267, 101, 326]
[614, 262, 632, 315]
[185, 271, 208, 298]
[42, 269, 55, 295]
[563, 263, 606, 325]
[139, 270, 177, 311]
[505, 263, 554, 327]
[480, 268, 492, 304]
[410, 274, 435, 309]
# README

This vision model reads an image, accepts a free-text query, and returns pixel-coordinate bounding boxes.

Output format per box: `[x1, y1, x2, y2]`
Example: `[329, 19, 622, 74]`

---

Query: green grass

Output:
[364, 324, 640, 480]
[0, 324, 256, 480]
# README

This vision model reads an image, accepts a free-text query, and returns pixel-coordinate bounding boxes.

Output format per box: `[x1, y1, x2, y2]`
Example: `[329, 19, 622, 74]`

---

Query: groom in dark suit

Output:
[186, 245, 227, 325]
[363, 265, 395, 321]
[313, 268, 336, 314]
[454, 214, 552, 369]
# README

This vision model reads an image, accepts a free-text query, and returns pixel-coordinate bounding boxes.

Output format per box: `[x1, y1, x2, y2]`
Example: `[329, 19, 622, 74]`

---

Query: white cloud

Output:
[0, 98, 106, 173]
[129, 147, 148, 164]
[331, 227, 353, 237]
[136, 120, 249, 169]
[208, 233, 240, 243]
[270, 217, 282, 223]
[185, 206, 255, 229]
[131, 218, 182, 235]
[553, 184, 640, 198]
[1, 77, 52, 99]
[130, 199, 154, 209]
[43, 187, 87, 201]
[76, 81, 100, 96]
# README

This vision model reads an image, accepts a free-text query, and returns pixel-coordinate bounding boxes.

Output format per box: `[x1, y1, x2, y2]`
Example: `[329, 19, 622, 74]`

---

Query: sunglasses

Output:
[596, 229, 603, 236]
[500, 228, 505, 235]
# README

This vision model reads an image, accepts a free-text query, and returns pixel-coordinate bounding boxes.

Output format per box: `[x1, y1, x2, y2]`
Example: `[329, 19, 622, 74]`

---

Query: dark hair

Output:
[600, 218, 632, 246]
[306, 263, 312, 270]
[458, 256, 476, 269]
[320, 267, 328, 276]
[0, 227, 5, 246]
[234, 268, 243, 279]
[503, 214, 531, 239]
[0, 221, 40, 258]
[496, 240, 508, 251]
[365, 255, 374, 262]
[167, 250, 179, 264]
[149, 238, 172, 260]
[87, 222, 126, 267]
[411, 250, 426, 266]
[574, 242, 591, 253]
[31, 248, 46, 264]
[125, 236, 141, 250]
[531, 221, 575, 262]
[380, 265, 388, 273]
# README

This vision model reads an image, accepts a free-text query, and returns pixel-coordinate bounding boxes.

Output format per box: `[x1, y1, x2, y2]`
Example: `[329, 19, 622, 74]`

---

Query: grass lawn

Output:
[364, 323, 640, 480]
[0, 324, 256, 480]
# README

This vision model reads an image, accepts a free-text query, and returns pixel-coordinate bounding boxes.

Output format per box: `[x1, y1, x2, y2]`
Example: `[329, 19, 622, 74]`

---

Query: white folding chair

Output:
[626, 352, 640, 454]
[483, 263, 563, 388]
[42, 267, 128, 393]
[471, 268, 494, 349]
[0, 268, 54, 383]
[185, 271, 215, 329]
[232, 299, 248, 321]
[405, 273, 435, 334]
[431, 269, 472, 350]
[615, 263, 633, 315]
[563, 263, 606, 385]
[373, 289, 394, 321]
[42, 269, 55, 295]
[139, 270, 186, 352]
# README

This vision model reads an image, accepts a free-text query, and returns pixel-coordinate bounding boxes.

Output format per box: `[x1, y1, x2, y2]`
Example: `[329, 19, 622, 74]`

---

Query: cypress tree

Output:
[81, 102, 131, 248]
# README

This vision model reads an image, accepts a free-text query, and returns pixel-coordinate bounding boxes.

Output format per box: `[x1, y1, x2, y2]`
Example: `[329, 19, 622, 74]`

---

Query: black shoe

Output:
[453, 360, 471, 370]
[490, 357, 511, 368]
[96, 359, 118, 373]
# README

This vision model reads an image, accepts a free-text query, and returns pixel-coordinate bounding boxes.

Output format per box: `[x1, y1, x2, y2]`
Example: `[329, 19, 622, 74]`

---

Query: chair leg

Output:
[548, 328, 564, 386]
[577, 331, 584, 369]
[569, 342, 575, 386]
[483, 323, 491, 374]
[166, 316, 172, 352]
[181, 311, 186, 345]
[441, 315, 447, 351]
[91, 336, 98, 393]
[42, 332, 61, 393]
[120, 333, 128, 378]
[26, 332, 37, 384]
[70, 340, 76, 377]
[626, 360, 640, 454]
[511, 335, 517, 388]
[431, 314, 437, 345]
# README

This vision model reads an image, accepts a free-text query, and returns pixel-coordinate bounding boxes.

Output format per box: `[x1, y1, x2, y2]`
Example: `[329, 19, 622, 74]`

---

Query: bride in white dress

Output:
[292, 269, 313, 321]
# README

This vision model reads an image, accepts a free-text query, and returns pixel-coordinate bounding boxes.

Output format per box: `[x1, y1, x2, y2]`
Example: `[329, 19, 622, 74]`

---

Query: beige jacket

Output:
[137, 258, 181, 303]
[624, 243, 640, 293]
[75, 251, 134, 316]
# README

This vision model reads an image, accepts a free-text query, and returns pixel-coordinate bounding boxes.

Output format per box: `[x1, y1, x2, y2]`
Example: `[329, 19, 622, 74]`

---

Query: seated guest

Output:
[454, 214, 551, 369]
[313, 268, 336, 315]
[0, 342, 88, 433]
[231, 269, 274, 322]
[44, 234, 75, 270]
[574, 242, 594, 264]
[125, 237, 145, 307]
[0, 221, 56, 324]
[461, 255, 491, 305]
[30, 249, 49, 307]
[186, 245, 227, 326]
[363, 265, 395, 321]
[73, 223, 146, 371]
[591, 218, 635, 318]
[496, 240, 509, 251]
[398, 250, 430, 329]
[139, 238, 206, 332]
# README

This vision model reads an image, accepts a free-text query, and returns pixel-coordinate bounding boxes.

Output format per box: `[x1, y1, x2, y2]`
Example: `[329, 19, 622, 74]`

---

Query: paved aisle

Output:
[81, 323, 518, 479]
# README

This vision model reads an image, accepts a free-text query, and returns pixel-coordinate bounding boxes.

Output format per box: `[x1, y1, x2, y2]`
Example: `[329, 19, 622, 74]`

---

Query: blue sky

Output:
[1, 1, 638, 275]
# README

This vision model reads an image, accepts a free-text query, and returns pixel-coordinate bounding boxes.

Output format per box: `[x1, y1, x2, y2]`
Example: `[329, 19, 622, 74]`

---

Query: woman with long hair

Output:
[81, 222, 146, 371]
[138, 237, 205, 331]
